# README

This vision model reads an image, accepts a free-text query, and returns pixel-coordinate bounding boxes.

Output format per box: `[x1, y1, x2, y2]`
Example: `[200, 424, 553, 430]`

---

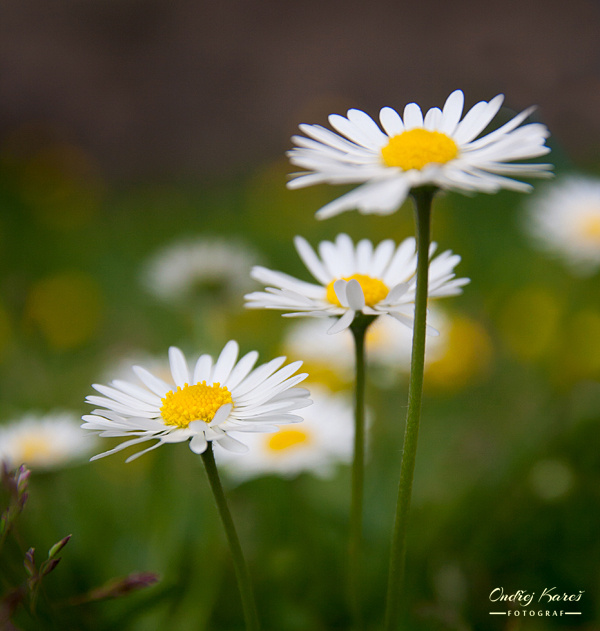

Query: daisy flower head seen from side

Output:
[524, 175, 600, 275]
[82, 341, 311, 462]
[287, 89, 552, 219]
[245, 233, 469, 334]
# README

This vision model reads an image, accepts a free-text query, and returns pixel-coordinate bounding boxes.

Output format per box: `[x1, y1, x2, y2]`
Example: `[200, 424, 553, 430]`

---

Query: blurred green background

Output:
[2, 0, 600, 629]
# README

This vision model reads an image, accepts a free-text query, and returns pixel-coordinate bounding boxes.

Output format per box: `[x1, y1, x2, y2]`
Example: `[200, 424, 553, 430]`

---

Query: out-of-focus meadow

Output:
[2, 1, 600, 630]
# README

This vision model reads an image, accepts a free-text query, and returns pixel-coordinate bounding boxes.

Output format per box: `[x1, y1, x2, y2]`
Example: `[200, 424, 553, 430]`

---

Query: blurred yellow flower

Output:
[562, 309, 600, 380]
[25, 271, 103, 349]
[497, 287, 561, 362]
[425, 316, 493, 391]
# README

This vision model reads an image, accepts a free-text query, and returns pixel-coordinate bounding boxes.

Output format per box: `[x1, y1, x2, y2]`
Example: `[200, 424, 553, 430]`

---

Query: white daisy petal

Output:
[454, 94, 504, 144]
[333, 279, 350, 307]
[346, 109, 389, 146]
[424, 107, 443, 130]
[91, 384, 158, 414]
[233, 356, 288, 397]
[316, 178, 411, 220]
[379, 106, 405, 136]
[111, 380, 163, 407]
[293, 236, 332, 284]
[440, 90, 465, 135]
[297, 123, 373, 156]
[403, 103, 424, 129]
[132, 366, 171, 398]
[168, 347, 190, 388]
[211, 341, 239, 385]
[329, 112, 381, 149]
[193, 354, 213, 384]
[125, 441, 165, 462]
[224, 350, 259, 390]
[328, 310, 356, 334]
[89, 435, 156, 461]
[345, 279, 366, 311]
[189, 433, 208, 454]
[356, 239, 374, 274]
[370, 239, 396, 277]
[208, 403, 233, 427]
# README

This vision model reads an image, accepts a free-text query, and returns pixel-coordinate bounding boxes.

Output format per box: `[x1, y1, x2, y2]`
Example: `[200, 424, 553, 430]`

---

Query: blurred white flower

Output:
[141, 237, 260, 303]
[288, 89, 552, 219]
[283, 309, 447, 379]
[83, 341, 311, 461]
[216, 386, 353, 480]
[0, 413, 93, 470]
[245, 233, 468, 334]
[524, 175, 600, 274]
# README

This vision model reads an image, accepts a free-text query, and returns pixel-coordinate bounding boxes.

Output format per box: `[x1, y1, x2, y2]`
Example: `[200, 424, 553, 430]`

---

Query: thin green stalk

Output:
[201, 443, 260, 631]
[384, 187, 434, 630]
[348, 319, 369, 629]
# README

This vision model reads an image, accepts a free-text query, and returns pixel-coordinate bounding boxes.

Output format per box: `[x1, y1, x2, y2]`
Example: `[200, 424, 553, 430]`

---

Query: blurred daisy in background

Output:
[0, 413, 93, 470]
[141, 236, 260, 304]
[288, 89, 551, 218]
[82, 341, 311, 461]
[216, 385, 353, 480]
[524, 175, 600, 275]
[245, 234, 468, 334]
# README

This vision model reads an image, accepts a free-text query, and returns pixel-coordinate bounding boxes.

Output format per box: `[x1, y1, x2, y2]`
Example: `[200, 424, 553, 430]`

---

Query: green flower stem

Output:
[201, 443, 260, 631]
[348, 318, 369, 629]
[384, 187, 435, 631]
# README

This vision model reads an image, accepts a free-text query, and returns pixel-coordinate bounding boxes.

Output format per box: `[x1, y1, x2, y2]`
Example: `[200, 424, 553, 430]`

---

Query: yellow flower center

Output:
[160, 381, 233, 428]
[326, 274, 389, 307]
[577, 212, 600, 244]
[381, 128, 458, 171]
[267, 428, 310, 452]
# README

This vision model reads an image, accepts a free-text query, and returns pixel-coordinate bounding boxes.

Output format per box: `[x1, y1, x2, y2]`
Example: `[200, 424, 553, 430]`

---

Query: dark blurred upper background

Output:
[1, 0, 600, 182]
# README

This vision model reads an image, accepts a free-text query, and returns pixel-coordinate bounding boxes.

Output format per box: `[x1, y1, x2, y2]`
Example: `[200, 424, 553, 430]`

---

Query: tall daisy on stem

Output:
[82, 341, 311, 631]
[245, 233, 468, 627]
[286, 89, 551, 629]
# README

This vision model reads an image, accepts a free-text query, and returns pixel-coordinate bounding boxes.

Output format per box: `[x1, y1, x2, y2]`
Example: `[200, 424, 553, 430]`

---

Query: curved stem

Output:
[384, 187, 434, 630]
[201, 443, 260, 631]
[348, 320, 368, 629]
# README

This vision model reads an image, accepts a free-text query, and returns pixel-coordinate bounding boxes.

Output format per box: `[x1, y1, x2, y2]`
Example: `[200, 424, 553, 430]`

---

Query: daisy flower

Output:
[245, 233, 469, 334]
[82, 341, 311, 461]
[216, 385, 353, 480]
[524, 175, 600, 274]
[0, 413, 93, 470]
[287, 89, 552, 218]
[141, 236, 259, 303]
